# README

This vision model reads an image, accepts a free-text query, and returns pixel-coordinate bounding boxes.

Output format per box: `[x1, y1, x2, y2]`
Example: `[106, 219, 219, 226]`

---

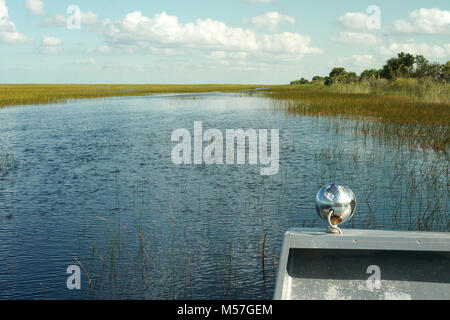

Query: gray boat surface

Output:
[274, 228, 450, 300]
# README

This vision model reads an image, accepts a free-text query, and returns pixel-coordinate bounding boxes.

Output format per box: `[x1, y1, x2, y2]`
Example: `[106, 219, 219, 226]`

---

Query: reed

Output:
[0, 84, 263, 107]
[265, 85, 449, 152]
[0, 146, 17, 174]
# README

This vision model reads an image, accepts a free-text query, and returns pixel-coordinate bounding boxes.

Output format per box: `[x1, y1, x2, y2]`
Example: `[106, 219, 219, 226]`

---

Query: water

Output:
[0, 93, 448, 299]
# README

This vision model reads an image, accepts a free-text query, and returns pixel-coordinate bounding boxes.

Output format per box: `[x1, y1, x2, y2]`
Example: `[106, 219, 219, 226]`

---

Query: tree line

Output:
[291, 52, 450, 85]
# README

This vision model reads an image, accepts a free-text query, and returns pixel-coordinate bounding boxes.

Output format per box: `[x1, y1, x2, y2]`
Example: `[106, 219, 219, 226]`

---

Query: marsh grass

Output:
[0, 84, 262, 107]
[265, 86, 449, 152]
[294, 78, 450, 104]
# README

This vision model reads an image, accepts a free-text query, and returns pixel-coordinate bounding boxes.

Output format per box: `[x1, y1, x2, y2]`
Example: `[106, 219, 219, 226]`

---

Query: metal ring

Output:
[327, 209, 342, 234]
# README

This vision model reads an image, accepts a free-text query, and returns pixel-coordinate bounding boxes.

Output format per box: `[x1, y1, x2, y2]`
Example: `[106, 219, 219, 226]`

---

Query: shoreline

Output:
[0, 84, 268, 108]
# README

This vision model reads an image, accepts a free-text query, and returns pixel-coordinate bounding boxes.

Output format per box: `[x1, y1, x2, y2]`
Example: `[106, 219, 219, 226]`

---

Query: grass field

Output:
[0, 84, 263, 107]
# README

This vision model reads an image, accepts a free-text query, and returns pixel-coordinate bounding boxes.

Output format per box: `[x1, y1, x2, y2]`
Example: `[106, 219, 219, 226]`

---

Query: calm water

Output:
[0, 92, 448, 299]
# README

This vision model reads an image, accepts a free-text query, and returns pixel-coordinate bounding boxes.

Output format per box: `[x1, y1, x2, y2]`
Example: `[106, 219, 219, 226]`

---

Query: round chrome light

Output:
[315, 183, 356, 234]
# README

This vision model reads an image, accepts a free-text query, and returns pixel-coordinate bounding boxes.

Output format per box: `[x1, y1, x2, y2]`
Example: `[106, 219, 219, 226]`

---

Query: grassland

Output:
[0, 84, 262, 107]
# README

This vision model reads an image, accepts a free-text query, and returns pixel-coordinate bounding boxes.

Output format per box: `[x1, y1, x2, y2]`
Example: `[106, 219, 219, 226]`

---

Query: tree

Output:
[360, 69, 380, 80]
[329, 67, 346, 78]
[326, 67, 358, 85]
[346, 72, 359, 83]
[414, 55, 442, 80]
[414, 55, 429, 77]
[360, 69, 381, 86]
[290, 77, 309, 85]
[312, 76, 326, 84]
[441, 61, 450, 83]
[327, 67, 348, 85]
[290, 53, 449, 85]
[380, 52, 415, 79]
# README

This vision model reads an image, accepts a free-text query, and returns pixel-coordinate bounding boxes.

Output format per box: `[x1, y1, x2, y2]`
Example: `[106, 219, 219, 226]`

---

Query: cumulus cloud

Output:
[207, 50, 248, 60]
[40, 36, 62, 54]
[394, 8, 450, 34]
[206, 51, 248, 67]
[42, 10, 99, 27]
[25, 0, 44, 16]
[379, 41, 449, 59]
[205, 50, 271, 71]
[332, 31, 379, 46]
[244, 12, 295, 32]
[338, 12, 371, 31]
[0, 0, 29, 44]
[337, 55, 376, 69]
[95, 11, 321, 58]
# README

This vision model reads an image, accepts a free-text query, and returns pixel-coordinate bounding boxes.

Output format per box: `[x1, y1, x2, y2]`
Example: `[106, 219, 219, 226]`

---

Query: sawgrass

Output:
[265, 85, 449, 152]
[0, 84, 263, 107]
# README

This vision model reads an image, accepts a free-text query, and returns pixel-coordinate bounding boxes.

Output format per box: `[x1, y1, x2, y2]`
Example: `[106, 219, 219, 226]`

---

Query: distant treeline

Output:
[291, 53, 450, 85]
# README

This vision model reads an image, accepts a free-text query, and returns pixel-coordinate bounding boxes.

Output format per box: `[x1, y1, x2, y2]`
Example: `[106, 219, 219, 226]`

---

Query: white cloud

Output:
[394, 8, 450, 34]
[73, 57, 96, 65]
[0, 0, 29, 44]
[25, 0, 44, 16]
[80, 11, 99, 25]
[332, 31, 379, 46]
[95, 45, 113, 54]
[337, 55, 376, 69]
[205, 50, 271, 71]
[338, 12, 371, 31]
[42, 36, 61, 46]
[42, 10, 99, 27]
[42, 13, 65, 26]
[379, 41, 448, 59]
[208, 51, 249, 60]
[40, 36, 62, 54]
[96, 11, 322, 57]
[244, 12, 295, 32]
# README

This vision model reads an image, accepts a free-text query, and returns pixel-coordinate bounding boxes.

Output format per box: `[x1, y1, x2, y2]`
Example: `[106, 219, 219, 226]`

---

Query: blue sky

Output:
[1, 0, 449, 84]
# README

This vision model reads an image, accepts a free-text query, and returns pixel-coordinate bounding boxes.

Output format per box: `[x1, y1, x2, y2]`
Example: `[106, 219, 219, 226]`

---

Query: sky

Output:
[0, 0, 449, 84]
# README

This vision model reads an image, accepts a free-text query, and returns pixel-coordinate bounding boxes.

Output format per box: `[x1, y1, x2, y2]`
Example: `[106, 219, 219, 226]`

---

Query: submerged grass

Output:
[0, 146, 17, 174]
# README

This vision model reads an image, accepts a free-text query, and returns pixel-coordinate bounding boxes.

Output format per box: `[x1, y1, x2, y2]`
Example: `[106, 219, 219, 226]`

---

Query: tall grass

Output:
[0, 146, 17, 174]
[0, 84, 263, 107]
[265, 85, 449, 152]
[296, 77, 450, 104]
